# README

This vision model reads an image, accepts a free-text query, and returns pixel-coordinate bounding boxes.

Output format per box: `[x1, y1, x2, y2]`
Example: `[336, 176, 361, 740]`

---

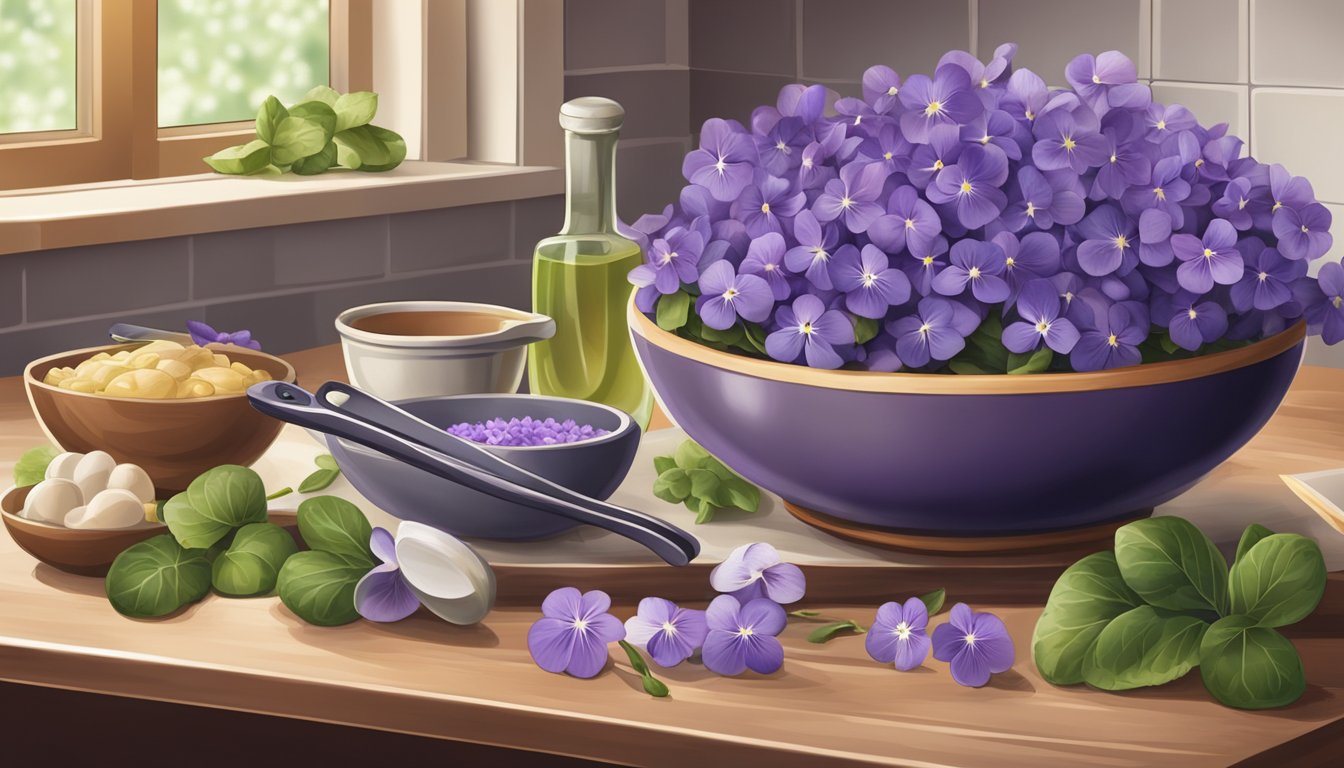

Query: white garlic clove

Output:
[106, 463, 155, 504]
[21, 478, 85, 524]
[394, 521, 496, 626]
[44, 451, 85, 482]
[66, 489, 146, 530]
[72, 450, 116, 503]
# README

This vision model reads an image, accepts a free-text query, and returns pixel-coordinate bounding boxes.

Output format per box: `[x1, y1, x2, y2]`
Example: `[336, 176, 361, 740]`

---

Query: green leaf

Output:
[1234, 523, 1274, 564]
[807, 621, 864, 643]
[314, 454, 340, 471]
[652, 455, 677, 475]
[1159, 331, 1180, 355]
[701, 322, 745, 346]
[210, 522, 298, 597]
[1032, 551, 1144, 685]
[656, 291, 691, 331]
[948, 360, 992, 375]
[203, 139, 272, 175]
[288, 100, 337, 143]
[790, 610, 821, 617]
[689, 495, 716, 524]
[674, 440, 712, 470]
[290, 140, 338, 176]
[14, 444, 60, 487]
[1199, 616, 1305, 709]
[918, 587, 946, 616]
[1114, 516, 1229, 615]
[266, 487, 293, 501]
[105, 535, 211, 618]
[296, 496, 373, 566]
[617, 640, 670, 697]
[1082, 605, 1208, 691]
[334, 124, 406, 172]
[1228, 533, 1326, 628]
[722, 476, 760, 513]
[742, 323, 769, 355]
[302, 85, 340, 106]
[336, 141, 362, 170]
[163, 465, 268, 550]
[687, 468, 723, 501]
[276, 550, 367, 626]
[852, 316, 879, 345]
[1007, 347, 1053, 375]
[270, 116, 329, 166]
[298, 468, 342, 494]
[652, 468, 691, 504]
[255, 96, 288, 144]
[334, 91, 378, 132]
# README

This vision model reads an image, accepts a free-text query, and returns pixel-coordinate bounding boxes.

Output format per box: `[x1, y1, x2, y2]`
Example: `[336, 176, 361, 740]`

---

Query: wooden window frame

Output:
[0, 0, 372, 191]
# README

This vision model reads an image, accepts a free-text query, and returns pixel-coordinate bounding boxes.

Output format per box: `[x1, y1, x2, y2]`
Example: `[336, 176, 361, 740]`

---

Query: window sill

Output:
[0, 161, 563, 256]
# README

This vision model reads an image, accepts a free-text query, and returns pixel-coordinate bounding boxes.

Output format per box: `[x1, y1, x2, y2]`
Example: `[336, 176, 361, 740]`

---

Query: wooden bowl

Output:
[1, 485, 299, 577]
[24, 343, 296, 497]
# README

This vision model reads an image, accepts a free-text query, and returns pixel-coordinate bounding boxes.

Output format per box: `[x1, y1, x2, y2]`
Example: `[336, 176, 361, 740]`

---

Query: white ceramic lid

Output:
[559, 97, 624, 133]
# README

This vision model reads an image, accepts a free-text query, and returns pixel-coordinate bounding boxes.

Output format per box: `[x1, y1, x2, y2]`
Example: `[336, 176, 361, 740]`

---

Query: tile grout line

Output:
[186, 236, 195, 302]
[795, 0, 804, 81]
[968, 0, 978, 59]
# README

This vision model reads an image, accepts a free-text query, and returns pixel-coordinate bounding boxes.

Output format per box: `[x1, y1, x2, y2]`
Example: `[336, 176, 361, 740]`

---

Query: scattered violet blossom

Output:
[702, 595, 787, 676]
[623, 597, 708, 668]
[628, 48, 1339, 373]
[930, 603, 1015, 688]
[709, 542, 807, 604]
[866, 598, 931, 671]
[528, 588, 626, 679]
[186, 320, 261, 350]
[353, 527, 421, 623]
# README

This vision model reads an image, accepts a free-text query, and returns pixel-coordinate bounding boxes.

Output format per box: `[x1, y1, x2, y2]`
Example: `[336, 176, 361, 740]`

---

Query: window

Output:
[0, 0, 371, 190]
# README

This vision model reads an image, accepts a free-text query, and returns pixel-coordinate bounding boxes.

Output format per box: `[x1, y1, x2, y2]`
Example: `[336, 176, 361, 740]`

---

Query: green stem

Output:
[265, 487, 293, 501]
[788, 610, 867, 633]
[617, 640, 669, 698]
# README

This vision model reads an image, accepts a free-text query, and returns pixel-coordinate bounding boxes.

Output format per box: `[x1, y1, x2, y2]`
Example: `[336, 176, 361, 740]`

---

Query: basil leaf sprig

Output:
[617, 640, 670, 698]
[204, 86, 405, 177]
[1033, 516, 1326, 709]
[298, 453, 342, 493]
[13, 444, 60, 487]
[652, 440, 761, 523]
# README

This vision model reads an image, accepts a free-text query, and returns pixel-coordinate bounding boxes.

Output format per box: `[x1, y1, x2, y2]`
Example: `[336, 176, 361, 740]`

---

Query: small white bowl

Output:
[335, 301, 554, 401]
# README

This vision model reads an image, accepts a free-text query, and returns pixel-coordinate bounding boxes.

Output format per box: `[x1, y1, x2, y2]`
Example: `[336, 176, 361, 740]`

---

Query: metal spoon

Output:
[247, 381, 700, 567]
[108, 323, 194, 345]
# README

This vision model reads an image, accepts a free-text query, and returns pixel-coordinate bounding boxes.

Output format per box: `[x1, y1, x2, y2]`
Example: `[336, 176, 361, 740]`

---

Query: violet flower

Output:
[899, 63, 981, 143]
[994, 230, 1061, 301]
[1002, 166, 1085, 232]
[1003, 279, 1079, 355]
[861, 64, 902, 114]
[1031, 109, 1108, 175]
[869, 185, 942, 257]
[812, 160, 889, 234]
[1173, 218, 1243, 294]
[1065, 51, 1150, 111]
[1230, 239, 1305, 312]
[1144, 103, 1196, 143]
[701, 595, 787, 676]
[901, 236, 951, 297]
[740, 232, 792, 301]
[1269, 163, 1317, 213]
[1273, 203, 1333, 261]
[906, 123, 964, 189]
[1313, 262, 1344, 345]
[859, 123, 911, 175]
[889, 296, 980, 367]
[831, 244, 912, 319]
[527, 587, 625, 679]
[629, 227, 704, 296]
[927, 144, 1011, 229]
[1122, 156, 1190, 228]
[1092, 124, 1152, 201]
[765, 294, 853, 369]
[933, 239, 1010, 303]
[187, 320, 261, 350]
[1211, 177, 1256, 231]
[1069, 297, 1148, 371]
[1137, 208, 1175, 267]
[866, 597, 931, 671]
[682, 118, 757, 202]
[961, 109, 1023, 161]
[710, 542, 807, 605]
[733, 171, 806, 237]
[1165, 292, 1229, 352]
[353, 527, 421, 623]
[696, 261, 773, 330]
[1075, 204, 1138, 277]
[930, 603, 1015, 688]
[623, 597, 708, 669]
[783, 209, 839, 290]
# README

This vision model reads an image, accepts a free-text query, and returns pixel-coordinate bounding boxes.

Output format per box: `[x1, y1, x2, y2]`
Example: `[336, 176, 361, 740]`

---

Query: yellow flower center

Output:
[761, 202, 771, 214]
[1301, 225, 1310, 233]
[918, 322, 932, 335]
[802, 157, 813, 168]
[1239, 197, 1248, 210]
[862, 272, 877, 287]
[1036, 320, 1050, 333]
[662, 621, 677, 634]
[573, 618, 589, 631]
[1091, 74, 1102, 84]
[883, 151, 894, 161]
[1025, 109, 1035, 120]
[904, 217, 916, 230]
[968, 266, 982, 279]
[800, 323, 813, 335]
[737, 627, 755, 637]
[887, 85, 898, 96]
[714, 157, 727, 173]
[840, 196, 853, 209]
[922, 255, 935, 266]
[1005, 257, 1016, 267]
[1114, 234, 1129, 249]
[1107, 333, 1119, 347]
[775, 140, 787, 151]
[1334, 296, 1343, 309]
[764, 262, 776, 272]
[1156, 119, 1167, 130]
[1110, 153, 1118, 163]
[933, 159, 944, 170]
[723, 287, 739, 300]
[811, 247, 828, 261]
[964, 632, 977, 646]
[1257, 271, 1268, 282]
[960, 180, 973, 194]
[659, 251, 677, 265]
[1153, 187, 1166, 201]
[979, 134, 991, 144]
[1272, 200, 1283, 212]
[1187, 308, 1198, 320]
[1062, 136, 1077, 151]
[895, 621, 913, 638]
[1195, 158, 1205, 168]
[1025, 202, 1037, 218]
[1203, 248, 1215, 259]
[925, 100, 942, 116]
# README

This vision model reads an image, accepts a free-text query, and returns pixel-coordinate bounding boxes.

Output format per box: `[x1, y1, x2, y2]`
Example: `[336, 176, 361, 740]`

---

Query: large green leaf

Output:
[656, 291, 691, 331]
[334, 124, 406, 172]
[334, 91, 378, 132]
[255, 96, 288, 144]
[1114, 516, 1229, 614]
[302, 85, 340, 106]
[287, 100, 337, 143]
[202, 140, 272, 175]
[1007, 347, 1052, 375]
[1033, 551, 1144, 685]
[270, 116, 329, 166]
[211, 522, 298, 597]
[1234, 523, 1275, 565]
[13, 444, 59, 487]
[105, 535, 211, 618]
[1228, 533, 1326, 628]
[164, 465, 268, 550]
[1199, 616, 1305, 709]
[290, 141, 338, 175]
[296, 496, 373, 567]
[276, 550, 367, 626]
[1082, 605, 1208, 691]
[652, 468, 691, 504]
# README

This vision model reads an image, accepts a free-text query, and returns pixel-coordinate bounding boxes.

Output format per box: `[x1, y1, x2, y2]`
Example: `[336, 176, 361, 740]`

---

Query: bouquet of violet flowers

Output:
[625, 46, 1342, 373]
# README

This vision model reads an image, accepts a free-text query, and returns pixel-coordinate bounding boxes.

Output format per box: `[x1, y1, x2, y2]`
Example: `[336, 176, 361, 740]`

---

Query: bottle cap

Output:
[559, 97, 624, 134]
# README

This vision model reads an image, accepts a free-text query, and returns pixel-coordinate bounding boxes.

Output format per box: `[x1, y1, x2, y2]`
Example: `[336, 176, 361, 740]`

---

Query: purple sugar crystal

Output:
[446, 416, 610, 447]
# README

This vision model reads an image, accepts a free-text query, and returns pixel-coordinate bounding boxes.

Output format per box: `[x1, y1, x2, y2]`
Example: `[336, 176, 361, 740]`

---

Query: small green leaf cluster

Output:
[655, 288, 772, 360]
[203, 86, 406, 177]
[12, 444, 60, 487]
[791, 587, 945, 644]
[652, 440, 760, 524]
[1033, 516, 1326, 709]
[276, 496, 374, 627]
[948, 314, 1054, 375]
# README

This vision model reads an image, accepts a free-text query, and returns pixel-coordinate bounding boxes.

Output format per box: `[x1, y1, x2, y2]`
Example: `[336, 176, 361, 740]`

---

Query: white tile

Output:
[1252, 88, 1344, 204]
[1150, 81, 1249, 141]
[977, 0, 1151, 87]
[1153, 0, 1246, 83]
[1251, 0, 1344, 87]
[1305, 337, 1344, 368]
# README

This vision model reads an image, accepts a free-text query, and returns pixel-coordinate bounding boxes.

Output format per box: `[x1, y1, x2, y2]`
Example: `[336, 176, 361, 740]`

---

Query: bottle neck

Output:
[560, 129, 620, 235]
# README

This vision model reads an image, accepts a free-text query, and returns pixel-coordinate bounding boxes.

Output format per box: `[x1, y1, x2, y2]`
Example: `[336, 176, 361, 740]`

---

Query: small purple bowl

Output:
[629, 299, 1305, 537]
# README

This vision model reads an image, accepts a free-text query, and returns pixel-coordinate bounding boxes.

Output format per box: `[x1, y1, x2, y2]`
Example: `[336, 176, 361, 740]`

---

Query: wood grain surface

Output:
[1, 344, 1342, 767]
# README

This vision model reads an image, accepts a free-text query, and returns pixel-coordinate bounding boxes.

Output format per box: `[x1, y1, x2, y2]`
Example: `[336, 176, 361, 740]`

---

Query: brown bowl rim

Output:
[628, 294, 1306, 396]
[0, 484, 167, 537]
[24, 342, 298, 403]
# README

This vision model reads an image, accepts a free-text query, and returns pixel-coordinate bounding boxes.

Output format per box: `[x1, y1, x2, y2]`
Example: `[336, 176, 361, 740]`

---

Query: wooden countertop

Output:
[3, 345, 1344, 767]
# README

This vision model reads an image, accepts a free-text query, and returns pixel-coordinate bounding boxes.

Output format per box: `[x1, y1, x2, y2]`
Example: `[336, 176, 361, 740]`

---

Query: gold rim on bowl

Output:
[628, 295, 1306, 395]
[24, 342, 298, 402]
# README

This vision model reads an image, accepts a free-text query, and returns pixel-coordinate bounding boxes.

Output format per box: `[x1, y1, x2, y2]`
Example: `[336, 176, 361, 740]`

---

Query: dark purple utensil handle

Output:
[313, 382, 695, 560]
[247, 382, 696, 566]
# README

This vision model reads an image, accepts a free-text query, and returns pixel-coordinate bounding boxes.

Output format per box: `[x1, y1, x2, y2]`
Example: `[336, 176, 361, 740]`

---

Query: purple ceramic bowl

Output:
[629, 300, 1305, 536]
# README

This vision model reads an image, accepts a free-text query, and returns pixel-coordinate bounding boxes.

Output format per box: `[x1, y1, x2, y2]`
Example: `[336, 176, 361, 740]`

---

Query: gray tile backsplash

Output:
[689, 0, 796, 76]
[565, 0, 668, 70]
[0, 256, 21, 329]
[565, 68, 690, 140]
[802, 0, 970, 81]
[390, 202, 513, 273]
[1250, 0, 1344, 87]
[24, 238, 190, 324]
[1154, 0, 1246, 83]
[977, 0, 1150, 85]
